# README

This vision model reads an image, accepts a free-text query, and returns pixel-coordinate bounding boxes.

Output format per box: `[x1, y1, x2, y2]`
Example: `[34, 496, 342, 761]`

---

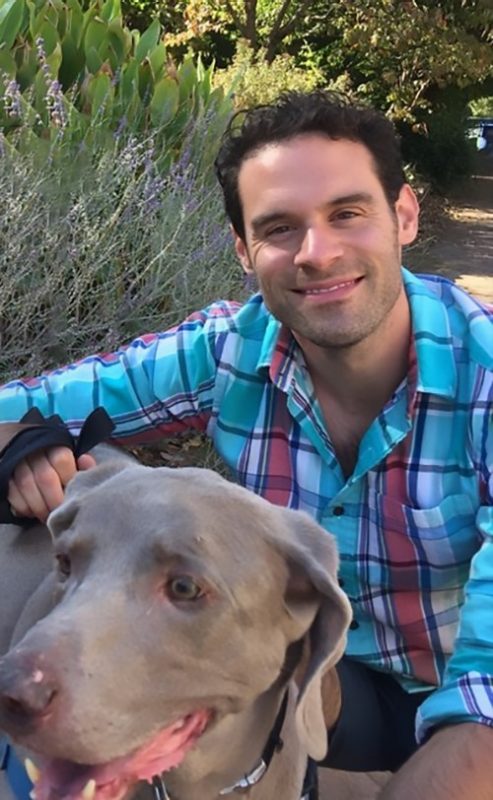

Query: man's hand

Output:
[7, 447, 96, 522]
[378, 723, 493, 800]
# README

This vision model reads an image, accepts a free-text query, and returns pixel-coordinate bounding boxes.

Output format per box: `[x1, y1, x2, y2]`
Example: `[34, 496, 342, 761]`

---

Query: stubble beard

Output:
[260, 260, 404, 350]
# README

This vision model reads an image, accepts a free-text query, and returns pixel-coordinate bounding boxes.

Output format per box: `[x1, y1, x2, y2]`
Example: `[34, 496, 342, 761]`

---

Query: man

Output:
[1, 91, 492, 798]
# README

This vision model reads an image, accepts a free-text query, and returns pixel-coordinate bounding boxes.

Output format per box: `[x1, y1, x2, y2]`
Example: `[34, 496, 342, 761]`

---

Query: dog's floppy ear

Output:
[48, 460, 133, 537]
[269, 508, 352, 761]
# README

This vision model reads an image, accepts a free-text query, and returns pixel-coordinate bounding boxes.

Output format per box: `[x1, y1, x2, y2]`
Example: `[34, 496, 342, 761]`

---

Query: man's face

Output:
[234, 134, 419, 349]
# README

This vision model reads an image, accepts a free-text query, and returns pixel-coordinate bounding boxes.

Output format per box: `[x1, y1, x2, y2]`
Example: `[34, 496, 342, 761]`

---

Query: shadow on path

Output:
[409, 153, 493, 303]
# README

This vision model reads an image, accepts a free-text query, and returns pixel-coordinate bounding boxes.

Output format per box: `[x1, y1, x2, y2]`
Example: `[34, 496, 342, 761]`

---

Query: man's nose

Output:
[293, 224, 344, 269]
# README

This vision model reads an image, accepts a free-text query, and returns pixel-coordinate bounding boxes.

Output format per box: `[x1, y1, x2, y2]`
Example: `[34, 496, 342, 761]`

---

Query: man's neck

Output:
[296, 288, 411, 418]
[293, 289, 411, 478]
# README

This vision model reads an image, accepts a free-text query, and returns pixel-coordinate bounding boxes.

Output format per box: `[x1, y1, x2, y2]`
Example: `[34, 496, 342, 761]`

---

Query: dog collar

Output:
[151, 691, 289, 799]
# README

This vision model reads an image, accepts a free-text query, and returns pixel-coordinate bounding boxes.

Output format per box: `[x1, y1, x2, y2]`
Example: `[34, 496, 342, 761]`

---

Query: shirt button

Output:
[349, 620, 360, 631]
[333, 505, 345, 516]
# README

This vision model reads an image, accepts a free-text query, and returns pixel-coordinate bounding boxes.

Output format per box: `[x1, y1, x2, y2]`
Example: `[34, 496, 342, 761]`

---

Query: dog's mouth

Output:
[28, 709, 212, 800]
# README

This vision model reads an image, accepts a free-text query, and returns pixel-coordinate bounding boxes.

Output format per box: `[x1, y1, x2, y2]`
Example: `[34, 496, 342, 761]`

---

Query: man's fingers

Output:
[7, 446, 77, 522]
[46, 446, 79, 487]
[7, 447, 95, 523]
[8, 458, 51, 521]
[77, 453, 97, 471]
[7, 479, 35, 518]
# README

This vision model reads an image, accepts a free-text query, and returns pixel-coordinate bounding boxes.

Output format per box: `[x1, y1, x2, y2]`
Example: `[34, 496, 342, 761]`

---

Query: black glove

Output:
[0, 407, 115, 525]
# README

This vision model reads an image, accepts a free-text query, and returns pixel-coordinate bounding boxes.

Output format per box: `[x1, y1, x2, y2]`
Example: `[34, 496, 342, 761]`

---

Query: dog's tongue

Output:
[34, 709, 212, 800]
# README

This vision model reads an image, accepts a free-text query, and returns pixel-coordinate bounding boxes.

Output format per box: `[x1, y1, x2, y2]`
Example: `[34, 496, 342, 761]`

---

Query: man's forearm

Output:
[379, 723, 493, 800]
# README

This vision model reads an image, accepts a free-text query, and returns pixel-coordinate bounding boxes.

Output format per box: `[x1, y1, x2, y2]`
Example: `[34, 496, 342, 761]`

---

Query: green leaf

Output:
[66, 0, 84, 47]
[0, 0, 21, 29]
[118, 57, 138, 105]
[0, 0, 25, 49]
[35, 20, 59, 57]
[148, 41, 166, 80]
[150, 75, 179, 126]
[46, 40, 62, 76]
[86, 71, 112, 117]
[101, 0, 121, 23]
[177, 57, 197, 103]
[138, 59, 153, 103]
[0, 44, 17, 75]
[59, 34, 84, 87]
[134, 18, 160, 64]
[85, 45, 103, 74]
[84, 18, 107, 60]
[107, 27, 128, 65]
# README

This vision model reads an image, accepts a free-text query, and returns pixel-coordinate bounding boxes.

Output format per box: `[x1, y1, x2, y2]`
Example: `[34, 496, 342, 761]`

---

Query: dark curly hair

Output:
[214, 90, 406, 240]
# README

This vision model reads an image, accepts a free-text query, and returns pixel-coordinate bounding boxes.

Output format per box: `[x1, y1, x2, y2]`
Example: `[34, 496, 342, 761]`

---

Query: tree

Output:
[121, 1, 493, 121]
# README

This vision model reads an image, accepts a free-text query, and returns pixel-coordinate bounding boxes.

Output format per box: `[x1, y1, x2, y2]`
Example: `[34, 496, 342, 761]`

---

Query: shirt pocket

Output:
[361, 492, 481, 593]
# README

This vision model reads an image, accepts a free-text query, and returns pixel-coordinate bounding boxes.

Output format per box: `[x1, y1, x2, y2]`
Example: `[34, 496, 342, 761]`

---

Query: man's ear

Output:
[232, 226, 254, 275]
[395, 183, 420, 246]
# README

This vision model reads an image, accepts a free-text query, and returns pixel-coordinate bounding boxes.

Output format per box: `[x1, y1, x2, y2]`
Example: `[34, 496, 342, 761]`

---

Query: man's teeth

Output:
[82, 779, 96, 800]
[306, 281, 354, 294]
[24, 758, 40, 784]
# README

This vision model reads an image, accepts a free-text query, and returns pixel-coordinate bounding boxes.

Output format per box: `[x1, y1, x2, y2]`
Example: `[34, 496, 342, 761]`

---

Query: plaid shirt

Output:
[1, 268, 492, 742]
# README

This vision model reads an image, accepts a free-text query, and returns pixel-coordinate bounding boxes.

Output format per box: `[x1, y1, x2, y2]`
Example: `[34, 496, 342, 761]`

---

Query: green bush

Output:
[213, 40, 322, 109]
[0, 0, 232, 154]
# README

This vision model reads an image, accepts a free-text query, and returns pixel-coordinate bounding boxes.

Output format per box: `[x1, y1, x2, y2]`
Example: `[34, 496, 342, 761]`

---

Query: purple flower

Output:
[46, 79, 66, 127]
[3, 78, 22, 118]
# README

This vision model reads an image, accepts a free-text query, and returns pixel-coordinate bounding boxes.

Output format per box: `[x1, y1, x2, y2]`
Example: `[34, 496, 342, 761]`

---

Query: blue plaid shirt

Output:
[0, 269, 492, 742]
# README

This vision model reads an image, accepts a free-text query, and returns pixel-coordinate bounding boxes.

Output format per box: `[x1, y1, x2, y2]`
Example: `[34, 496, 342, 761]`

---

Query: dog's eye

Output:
[167, 576, 203, 601]
[55, 553, 71, 580]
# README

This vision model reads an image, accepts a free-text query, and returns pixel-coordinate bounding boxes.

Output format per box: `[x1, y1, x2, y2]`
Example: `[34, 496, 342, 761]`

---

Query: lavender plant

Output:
[0, 116, 243, 383]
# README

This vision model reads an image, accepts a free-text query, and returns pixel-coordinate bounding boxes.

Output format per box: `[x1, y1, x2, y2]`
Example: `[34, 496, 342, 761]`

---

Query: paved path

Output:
[411, 153, 493, 303]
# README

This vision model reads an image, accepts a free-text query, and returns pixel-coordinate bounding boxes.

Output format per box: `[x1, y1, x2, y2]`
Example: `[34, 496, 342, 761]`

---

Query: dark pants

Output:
[320, 658, 430, 773]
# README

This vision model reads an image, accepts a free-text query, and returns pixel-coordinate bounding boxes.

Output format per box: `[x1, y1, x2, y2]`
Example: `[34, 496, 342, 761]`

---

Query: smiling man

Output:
[0, 92, 492, 799]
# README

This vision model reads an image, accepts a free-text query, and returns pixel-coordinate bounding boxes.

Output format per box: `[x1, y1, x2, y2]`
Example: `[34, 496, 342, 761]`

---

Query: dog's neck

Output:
[147, 682, 307, 800]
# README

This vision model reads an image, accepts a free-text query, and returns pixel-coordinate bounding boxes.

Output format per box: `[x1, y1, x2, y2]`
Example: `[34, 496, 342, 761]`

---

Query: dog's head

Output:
[0, 460, 351, 798]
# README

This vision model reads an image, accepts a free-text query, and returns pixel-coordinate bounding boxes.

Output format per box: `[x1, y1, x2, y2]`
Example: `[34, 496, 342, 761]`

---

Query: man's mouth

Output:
[296, 277, 363, 296]
[25, 709, 212, 800]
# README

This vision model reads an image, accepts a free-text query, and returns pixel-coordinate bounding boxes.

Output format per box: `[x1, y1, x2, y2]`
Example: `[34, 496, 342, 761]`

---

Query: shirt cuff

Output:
[416, 671, 493, 743]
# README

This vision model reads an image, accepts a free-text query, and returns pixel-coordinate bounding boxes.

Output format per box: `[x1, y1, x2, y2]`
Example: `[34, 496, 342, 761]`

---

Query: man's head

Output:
[215, 90, 406, 241]
[214, 91, 419, 352]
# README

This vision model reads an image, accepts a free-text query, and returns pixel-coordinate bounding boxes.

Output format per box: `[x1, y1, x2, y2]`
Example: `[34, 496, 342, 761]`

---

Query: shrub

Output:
[213, 40, 322, 109]
[0, 0, 232, 151]
[0, 117, 243, 383]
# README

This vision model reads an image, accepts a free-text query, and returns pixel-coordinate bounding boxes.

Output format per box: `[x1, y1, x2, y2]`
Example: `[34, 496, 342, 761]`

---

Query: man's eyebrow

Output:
[250, 211, 290, 233]
[250, 192, 376, 233]
[330, 192, 375, 206]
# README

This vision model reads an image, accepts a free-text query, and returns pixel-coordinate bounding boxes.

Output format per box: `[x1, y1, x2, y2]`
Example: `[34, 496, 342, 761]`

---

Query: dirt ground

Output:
[410, 152, 493, 303]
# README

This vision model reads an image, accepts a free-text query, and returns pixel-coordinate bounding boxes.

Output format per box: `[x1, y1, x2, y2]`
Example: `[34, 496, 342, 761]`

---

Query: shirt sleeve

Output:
[0, 304, 235, 443]
[416, 384, 493, 742]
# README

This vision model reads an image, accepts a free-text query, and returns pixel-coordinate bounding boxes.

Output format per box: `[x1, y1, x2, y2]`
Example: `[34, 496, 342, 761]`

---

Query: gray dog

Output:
[0, 453, 353, 800]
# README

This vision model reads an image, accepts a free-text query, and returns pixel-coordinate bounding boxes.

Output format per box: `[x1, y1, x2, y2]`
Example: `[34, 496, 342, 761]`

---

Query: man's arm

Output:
[379, 723, 493, 800]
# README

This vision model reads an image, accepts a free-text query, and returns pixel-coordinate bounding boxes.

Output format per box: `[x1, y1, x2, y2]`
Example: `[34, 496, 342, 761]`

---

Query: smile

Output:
[295, 278, 363, 296]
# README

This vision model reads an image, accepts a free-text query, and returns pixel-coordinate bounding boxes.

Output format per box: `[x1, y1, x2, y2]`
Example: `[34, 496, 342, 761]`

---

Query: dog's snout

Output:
[0, 653, 58, 728]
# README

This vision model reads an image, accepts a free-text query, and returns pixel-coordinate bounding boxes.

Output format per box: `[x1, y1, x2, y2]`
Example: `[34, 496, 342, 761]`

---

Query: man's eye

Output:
[334, 210, 359, 221]
[266, 224, 293, 237]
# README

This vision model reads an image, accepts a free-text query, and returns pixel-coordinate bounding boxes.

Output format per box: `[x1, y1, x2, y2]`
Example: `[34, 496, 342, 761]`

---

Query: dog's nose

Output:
[0, 655, 58, 727]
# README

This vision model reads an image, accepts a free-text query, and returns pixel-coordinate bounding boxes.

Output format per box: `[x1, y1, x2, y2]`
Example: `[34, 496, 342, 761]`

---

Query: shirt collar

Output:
[403, 268, 457, 399]
[254, 269, 458, 399]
